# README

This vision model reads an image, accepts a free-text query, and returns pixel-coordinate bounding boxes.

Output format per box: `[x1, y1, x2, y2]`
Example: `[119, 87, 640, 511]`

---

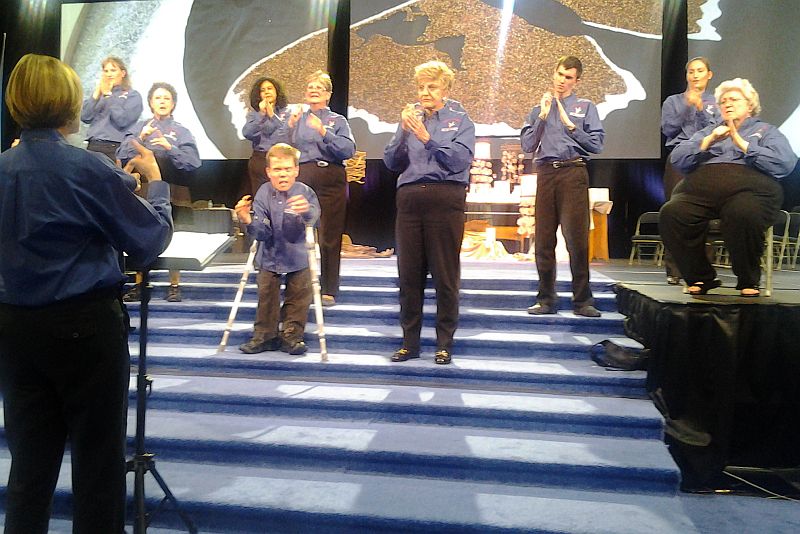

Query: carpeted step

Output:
[128, 318, 630, 360]
[123, 410, 678, 493]
[132, 347, 648, 398]
[131, 283, 619, 311]
[0, 452, 691, 533]
[125, 300, 626, 334]
[130, 374, 660, 438]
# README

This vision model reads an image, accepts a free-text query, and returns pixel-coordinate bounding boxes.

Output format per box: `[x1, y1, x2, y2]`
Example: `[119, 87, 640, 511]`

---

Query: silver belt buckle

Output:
[316, 161, 329, 168]
[552, 161, 563, 169]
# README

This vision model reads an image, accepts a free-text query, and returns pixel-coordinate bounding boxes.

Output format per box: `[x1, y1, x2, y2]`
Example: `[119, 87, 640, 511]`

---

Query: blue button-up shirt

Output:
[661, 91, 719, 150]
[117, 116, 201, 171]
[80, 86, 143, 143]
[247, 181, 320, 274]
[0, 129, 173, 306]
[520, 93, 604, 161]
[242, 107, 289, 152]
[383, 99, 475, 187]
[277, 107, 356, 165]
[670, 117, 798, 180]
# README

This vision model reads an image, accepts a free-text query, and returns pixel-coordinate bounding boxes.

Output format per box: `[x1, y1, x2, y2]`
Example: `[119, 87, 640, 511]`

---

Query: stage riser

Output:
[133, 361, 647, 399]
[133, 286, 618, 311]
[125, 305, 625, 334]
[130, 332, 599, 361]
[0, 260, 683, 531]
[142, 272, 617, 293]
[141, 398, 661, 439]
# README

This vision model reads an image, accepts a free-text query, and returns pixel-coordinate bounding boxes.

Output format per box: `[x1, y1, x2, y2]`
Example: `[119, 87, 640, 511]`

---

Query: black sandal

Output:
[686, 279, 721, 296]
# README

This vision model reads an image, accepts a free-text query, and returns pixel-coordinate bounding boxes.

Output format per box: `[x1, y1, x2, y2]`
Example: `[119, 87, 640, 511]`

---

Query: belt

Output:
[538, 158, 586, 169]
[300, 160, 331, 168]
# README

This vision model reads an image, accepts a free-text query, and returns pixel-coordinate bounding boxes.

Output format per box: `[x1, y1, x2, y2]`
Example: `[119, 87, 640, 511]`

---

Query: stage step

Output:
[0, 450, 691, 533]
[126, 409, 677, 494]
[132, 374, 660, 438]
[132, 282, 619, 311]
[134, 347, 647, 398]
[126, 300, 626, 334]
[129, 318, 629, 361]
[0, 259, 683, 532]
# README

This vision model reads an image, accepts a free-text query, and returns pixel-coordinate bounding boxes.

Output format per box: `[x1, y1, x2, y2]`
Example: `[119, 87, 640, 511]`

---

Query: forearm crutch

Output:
[217, 240, 258, 353]
[306, 225, 328, 362]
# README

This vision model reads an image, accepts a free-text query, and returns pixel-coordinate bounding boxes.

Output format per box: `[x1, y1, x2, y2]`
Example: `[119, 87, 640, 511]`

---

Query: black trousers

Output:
[0, 289, 129, 534]
[298, 163, 347, 297]
[534, 165, 593, 308]
[253, 268, 312, 344]
[396, 183, 465, 351]
[660, 163, 783, 288]
[662, 159, 686, 278]
[247, 150, 268, 197]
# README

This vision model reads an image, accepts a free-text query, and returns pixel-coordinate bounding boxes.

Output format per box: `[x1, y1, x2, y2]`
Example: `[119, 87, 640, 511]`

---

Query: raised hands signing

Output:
[400, 104, 430, 143]
[235, 195, 254, 225]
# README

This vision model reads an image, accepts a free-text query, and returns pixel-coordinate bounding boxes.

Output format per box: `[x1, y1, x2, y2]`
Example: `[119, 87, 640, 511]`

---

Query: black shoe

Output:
[573, 305, 601, 317]
[434, 349, 452, 365]
[123, 284, 141, 302]
[165, 284, 182, 302]
[239, 337, 281, 354]
[391, 348, 419, 362]
[281, 339, 308, 355]
[527, 303, 556, 315]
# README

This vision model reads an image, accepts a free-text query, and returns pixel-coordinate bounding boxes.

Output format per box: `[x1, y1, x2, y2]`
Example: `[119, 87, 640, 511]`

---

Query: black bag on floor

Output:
[590, 340, 650, 371]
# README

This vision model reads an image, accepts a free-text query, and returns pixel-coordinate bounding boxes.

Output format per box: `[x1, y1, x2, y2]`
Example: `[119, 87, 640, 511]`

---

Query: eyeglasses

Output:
[719, 96, 746, 105]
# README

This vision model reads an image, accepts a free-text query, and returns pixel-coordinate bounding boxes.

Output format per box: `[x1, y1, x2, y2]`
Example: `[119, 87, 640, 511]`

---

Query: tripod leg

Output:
[150, 464, 198, 534]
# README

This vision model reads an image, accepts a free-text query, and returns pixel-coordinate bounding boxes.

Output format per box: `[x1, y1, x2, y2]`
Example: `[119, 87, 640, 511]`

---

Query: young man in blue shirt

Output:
[521, 55, 605, 318]
[235, 143, 320, 355]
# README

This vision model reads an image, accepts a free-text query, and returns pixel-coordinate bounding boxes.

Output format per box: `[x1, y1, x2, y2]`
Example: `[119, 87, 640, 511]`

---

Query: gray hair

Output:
[715, 78, 761, 116]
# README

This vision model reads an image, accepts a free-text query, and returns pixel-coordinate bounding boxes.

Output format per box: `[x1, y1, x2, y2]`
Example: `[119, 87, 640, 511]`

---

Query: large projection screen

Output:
[61, 1, 799, 160]
[347, 0, 663, 159]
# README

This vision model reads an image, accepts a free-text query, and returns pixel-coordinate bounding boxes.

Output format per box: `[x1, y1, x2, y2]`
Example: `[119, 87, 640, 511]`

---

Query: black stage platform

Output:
[615, 280, 800, 490]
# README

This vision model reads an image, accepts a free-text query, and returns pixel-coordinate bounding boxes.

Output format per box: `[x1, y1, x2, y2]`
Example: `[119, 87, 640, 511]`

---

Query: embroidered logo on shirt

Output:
[748, 128, 765, 139]
[441, 120, 460, 132]
[569, 106, 586, 118]
[164, 131, 178, 142]
[705, 104, 715, 114]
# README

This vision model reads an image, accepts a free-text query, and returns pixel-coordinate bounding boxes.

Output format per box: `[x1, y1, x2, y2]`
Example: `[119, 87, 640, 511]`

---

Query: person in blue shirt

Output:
[662, 78, 797, 297]
[520, 56, 605, 318]
[660, 57, 720, 284]
[242, 76, 290, 196]
[235, 143, 320, 355]
[276, 70, 356, 307]
[383, 60, 475, 365]
[80, 56, 143, 161]
[0, 54, 172, 533]
[118, 82, 202, 302]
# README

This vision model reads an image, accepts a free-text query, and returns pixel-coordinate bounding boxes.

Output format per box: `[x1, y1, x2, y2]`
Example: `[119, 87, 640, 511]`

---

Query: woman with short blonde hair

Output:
[5, 54, 82, 130]
[413, 60, 455, 91]
[384, 60, 475, 365]
[0, 53, 172, 532]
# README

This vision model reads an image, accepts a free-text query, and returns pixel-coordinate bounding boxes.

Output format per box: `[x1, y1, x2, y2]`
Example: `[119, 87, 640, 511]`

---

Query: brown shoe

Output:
[391, 348, 419, 362]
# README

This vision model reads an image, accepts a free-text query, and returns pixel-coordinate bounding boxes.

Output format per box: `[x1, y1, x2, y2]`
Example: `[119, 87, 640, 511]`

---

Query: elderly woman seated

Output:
[660, 78, 797, 297]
